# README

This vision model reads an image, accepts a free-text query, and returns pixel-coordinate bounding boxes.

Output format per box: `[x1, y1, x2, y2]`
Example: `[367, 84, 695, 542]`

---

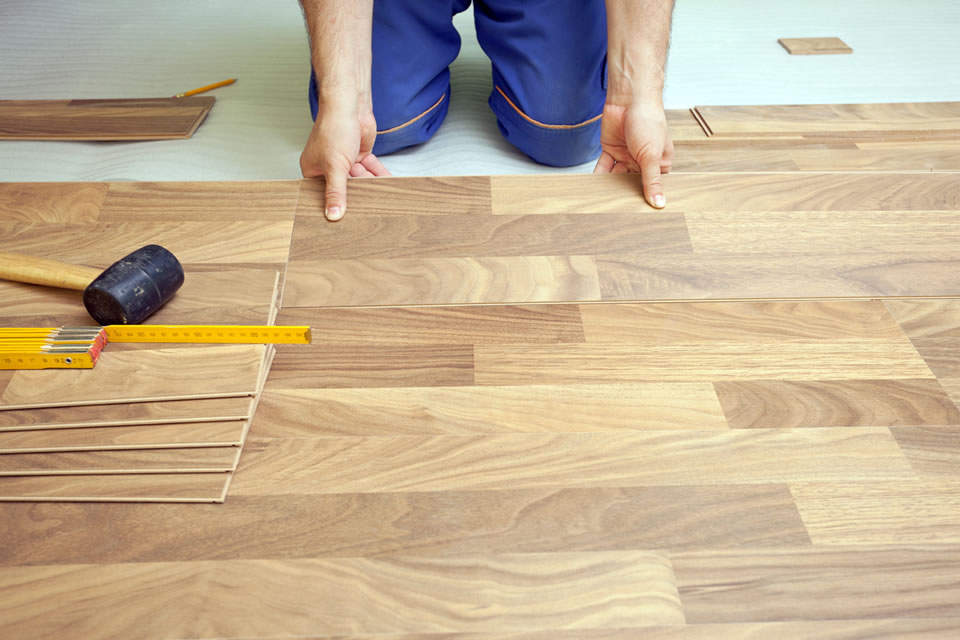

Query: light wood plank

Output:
[0, 446, 237, 475]
[0, 345, 263, 409]
[98, 180, 301, 221]
[0, 182, 107, 224]
[266, 344, 474, 390]
[254, 383, 728, 437]
[671, 148, 800, 172]
[297, 176, 491, 217]
[0, 552, 684, 637]
[474, 342, 933, 385]
[0, 420, 245, 452]
[580, 300, 905, 343]
[0, 485, 807, 564]
[0, 473, 224, 501]
[0, 397, 250, 430]
[275, 305, 585, 345]
[885, 299, 960, 339]
[791, 480, 960, 544]
[666, 109, 710, 141]
[891, 426, 960, 477]
[778, 37, 853, 55]
[714, 380, 960, 429]
[673, 545, 960, 622]
[282, 256, 601, 307]
[910, 338, 960, 379]
[790, 141, 960, 171]
[230, 428, 913, 495]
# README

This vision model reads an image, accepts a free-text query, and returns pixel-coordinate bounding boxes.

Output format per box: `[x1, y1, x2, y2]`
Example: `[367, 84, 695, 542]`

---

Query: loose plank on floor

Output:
[0, 552, 683, 637]
[0, 446, 237, 475]
[0, 397, 250, 430]
[778, 37, 853, 55]
[0, 420, 245, 452]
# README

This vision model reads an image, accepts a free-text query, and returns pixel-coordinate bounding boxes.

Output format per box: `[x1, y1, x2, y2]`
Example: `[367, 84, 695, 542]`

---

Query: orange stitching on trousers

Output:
[495, 85, 602, 129]
[377, 93, 447, 134]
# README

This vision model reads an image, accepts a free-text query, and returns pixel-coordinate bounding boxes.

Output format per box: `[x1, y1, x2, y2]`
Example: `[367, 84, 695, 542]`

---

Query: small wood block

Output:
[778, 37, 853, 55]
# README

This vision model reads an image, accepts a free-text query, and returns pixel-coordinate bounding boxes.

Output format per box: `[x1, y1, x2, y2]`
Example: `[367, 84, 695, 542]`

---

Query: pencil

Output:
[174, 78, 236, 98]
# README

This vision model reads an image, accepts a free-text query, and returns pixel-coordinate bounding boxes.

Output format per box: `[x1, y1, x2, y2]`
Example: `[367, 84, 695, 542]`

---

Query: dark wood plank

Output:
[98, 180, 301, 221]
[297, 176, 492, 217]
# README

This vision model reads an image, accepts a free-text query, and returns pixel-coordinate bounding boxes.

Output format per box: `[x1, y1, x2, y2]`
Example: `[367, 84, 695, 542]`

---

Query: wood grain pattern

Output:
[0, 97, 214, 140]
[0, 420, 245, 452]
[230, 429, 913, 495]
[665, 109, 710, 141]
[282, 256, 601, 307]
[254, 383, 728, 437]
[790, 480, 960, 543]
[98, 180, 300, 221]
[0, 397, 250, 430]
[297, 176, 491, 217]
[0, 473, 224, 501]
[0, 553, 684, 637]
[891, 426, 960, 477]
[0, 345, 263, 409]
[789, 141, 960, 171]
[0, 182, 107, 224]
[673, 546, 960, 622]
[778, 37, 853, 55]
[473, 342, 933, 385]
[885, 299, 960, 339]
[714, 380, 960, 429]
[0, 446, 236, 475]
[0, 485, 807, 564]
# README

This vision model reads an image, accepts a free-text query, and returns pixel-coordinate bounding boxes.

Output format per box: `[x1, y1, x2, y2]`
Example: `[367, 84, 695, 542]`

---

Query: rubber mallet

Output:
[0, 244, 184, 324]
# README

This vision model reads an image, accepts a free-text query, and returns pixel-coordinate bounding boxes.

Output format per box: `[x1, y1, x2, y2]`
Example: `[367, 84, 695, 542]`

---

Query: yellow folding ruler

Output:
[0, 325, 311, 370]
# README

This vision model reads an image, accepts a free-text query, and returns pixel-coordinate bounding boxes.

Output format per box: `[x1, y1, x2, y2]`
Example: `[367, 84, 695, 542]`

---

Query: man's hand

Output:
[300, 105, 390, 221]
[593, 100, 673, 209]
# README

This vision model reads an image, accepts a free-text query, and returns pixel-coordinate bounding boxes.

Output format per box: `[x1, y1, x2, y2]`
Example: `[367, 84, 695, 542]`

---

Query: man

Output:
[299, 0, 674, 221]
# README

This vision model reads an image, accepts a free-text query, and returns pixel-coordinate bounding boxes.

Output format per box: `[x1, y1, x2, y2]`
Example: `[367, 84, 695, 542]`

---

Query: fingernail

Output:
[326, 206, 342, 221]
[653, 194, 666, 208]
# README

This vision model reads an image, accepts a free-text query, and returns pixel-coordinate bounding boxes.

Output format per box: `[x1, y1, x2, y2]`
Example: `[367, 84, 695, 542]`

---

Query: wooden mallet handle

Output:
[0, 252, 103, 291]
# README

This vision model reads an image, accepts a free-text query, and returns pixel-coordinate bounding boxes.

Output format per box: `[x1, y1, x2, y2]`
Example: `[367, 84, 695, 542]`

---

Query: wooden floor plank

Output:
[791, 480, 960, 544]
[910, 338, 960, 379]
[885, 299, 960, 339]
[0, 446, 237, 475]
[673, 545, 960, 623]
[0, 473, 225, 501]
[253, 383, 728, 437]
[778, 37, 853, 55]
[0, 345, 263, 409]
[0, 420, 245, 452]
[0, 182, 107, 224]
[275, 305, 586, 345]
[0, 485, 808, 565]
[714, 380, 960, 429]
[0, 552, 684, 637]
[266, 344, 474, 390]
[297, 176, 492, 217]
[789, 141, 960, 171]
[0, 397, 250, 430]
[474, 342, 933, 385]
[891, 426, 960, 477]
[98, 180, 301, 221]
[282, 256, 601, 307]
[230, 428, 913, 495]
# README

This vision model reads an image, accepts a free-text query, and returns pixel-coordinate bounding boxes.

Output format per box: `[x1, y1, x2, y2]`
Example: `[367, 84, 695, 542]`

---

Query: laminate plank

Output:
[230, 428, 913, 495]
[491, 173, 960, 215]
[282, 256, 601, 307]
[0, 97, 214, 140]
[778, 37, 853, 55]
[473, 342, 933, 385]
[1, 220, 294, 264]
[0, 485, 807, 565]
[0, 182, 107, 224]
[671, 148, 800, 172]
[665, 108, 709, 141]
[0, 397, 250, 430]
[885, 299, 960, 339]
[942, 378, 960, 407]
[0, 268, 279, 327]
[686, 211, 960, 254]
[266, 344, 474, 389]
[0, 446, 236, 475]
[910, 338, 960, 379]
[0, 421, 245, 452]
[275, 305, 585, 345]
[296, 176, 491, 217]
[790, 480, 960, 544]
[789, 141, 960, 171]
[0, 345, 263, 409]
[0, 552, 684, 637]
[288, 211, 691, 260]
[597, 253, 960, 300]
[695, 102, 960, 138]
[253, 383, 727, 437]
[673, 546, 960, 622]
[580, 300, 905, 343]
[0, 473, 224, 501]
[891, 426, 960, 477]
[98, 180, 301, 221]
[714, 380, 960, 429]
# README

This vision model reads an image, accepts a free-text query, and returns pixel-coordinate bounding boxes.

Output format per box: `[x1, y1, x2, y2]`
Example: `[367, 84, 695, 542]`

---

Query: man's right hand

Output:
[300, 104, 391, 221]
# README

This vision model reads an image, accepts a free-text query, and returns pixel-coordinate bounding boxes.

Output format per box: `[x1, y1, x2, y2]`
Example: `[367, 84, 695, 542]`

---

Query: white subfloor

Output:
[1, 0, 958, 181]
